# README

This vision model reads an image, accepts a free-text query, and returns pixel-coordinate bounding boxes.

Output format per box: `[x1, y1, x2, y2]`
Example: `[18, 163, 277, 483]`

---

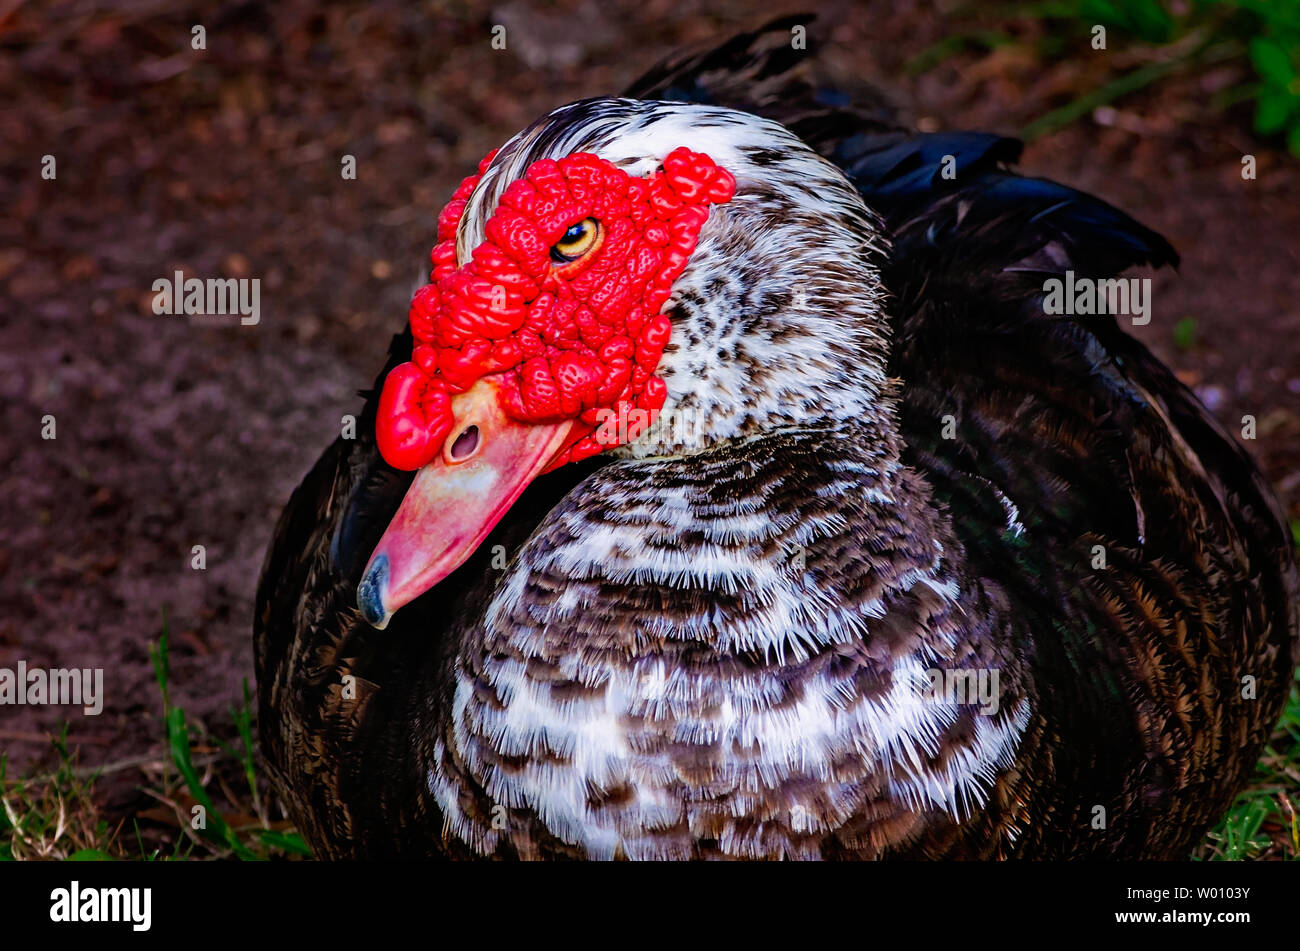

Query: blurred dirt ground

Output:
[1, 0, 1297, 798]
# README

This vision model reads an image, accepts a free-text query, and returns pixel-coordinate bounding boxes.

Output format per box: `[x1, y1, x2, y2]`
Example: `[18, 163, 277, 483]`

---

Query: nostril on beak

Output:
[448, 425, 480, 461]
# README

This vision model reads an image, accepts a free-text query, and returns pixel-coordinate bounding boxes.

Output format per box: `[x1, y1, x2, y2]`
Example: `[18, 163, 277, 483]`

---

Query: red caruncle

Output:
[376, 145, 737, 472]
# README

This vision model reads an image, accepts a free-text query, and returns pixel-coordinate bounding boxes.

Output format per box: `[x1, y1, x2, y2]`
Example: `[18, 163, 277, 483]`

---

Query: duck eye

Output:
[550, 217, 600, 264]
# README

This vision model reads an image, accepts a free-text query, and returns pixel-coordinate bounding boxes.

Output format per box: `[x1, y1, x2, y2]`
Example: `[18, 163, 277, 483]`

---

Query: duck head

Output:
[359, 98, 890, 628]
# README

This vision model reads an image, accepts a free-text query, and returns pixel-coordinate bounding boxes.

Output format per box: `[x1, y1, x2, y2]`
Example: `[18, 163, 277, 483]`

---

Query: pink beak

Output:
[357, 375, 575, 629]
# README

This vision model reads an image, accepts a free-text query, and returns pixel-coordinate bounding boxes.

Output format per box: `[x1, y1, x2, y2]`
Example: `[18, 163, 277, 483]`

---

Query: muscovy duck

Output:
[255, 19, 1299, 859]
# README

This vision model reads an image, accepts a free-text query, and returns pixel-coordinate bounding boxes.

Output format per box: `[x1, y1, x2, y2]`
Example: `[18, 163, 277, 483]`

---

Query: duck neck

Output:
[611, 170, 895, 461]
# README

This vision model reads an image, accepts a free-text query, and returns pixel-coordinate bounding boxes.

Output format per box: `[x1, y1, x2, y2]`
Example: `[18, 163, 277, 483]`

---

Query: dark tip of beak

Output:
[357, 554, 391, 629]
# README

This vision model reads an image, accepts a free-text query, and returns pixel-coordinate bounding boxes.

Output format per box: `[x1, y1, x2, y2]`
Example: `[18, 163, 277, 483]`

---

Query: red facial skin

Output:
[375, 146, 738, 473]
[358, 146, 735, 628]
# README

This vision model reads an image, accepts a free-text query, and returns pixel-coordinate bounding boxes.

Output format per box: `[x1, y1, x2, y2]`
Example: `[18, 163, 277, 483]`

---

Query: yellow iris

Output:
[551, 218, 600, 263]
